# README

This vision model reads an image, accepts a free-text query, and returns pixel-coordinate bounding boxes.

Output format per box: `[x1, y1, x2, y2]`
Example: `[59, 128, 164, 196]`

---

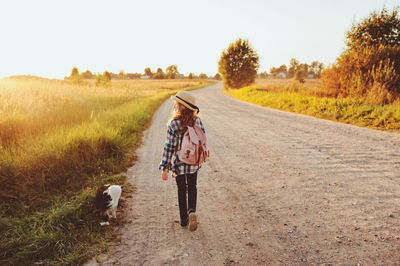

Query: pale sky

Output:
[0, 0, 399, 79]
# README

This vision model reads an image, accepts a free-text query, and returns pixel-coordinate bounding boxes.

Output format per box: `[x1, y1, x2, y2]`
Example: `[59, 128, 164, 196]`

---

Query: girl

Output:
[159, 91, 206, 231]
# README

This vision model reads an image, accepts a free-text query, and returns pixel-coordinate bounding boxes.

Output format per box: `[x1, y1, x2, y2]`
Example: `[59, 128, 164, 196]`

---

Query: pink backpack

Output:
[176, 123, 209, 167]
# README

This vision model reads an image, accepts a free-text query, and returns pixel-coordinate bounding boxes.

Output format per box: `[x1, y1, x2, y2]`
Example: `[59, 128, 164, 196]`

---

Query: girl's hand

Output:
[162, 169, 168, 181]
[171, 172, 177, 178]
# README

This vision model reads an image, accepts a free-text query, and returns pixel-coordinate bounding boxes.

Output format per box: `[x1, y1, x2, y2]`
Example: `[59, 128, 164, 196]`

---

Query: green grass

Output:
[0, 77, 216, 265]
[224, 85, 400, 132]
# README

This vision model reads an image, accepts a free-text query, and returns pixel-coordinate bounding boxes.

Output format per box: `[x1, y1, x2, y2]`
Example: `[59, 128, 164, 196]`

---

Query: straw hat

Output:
[171, 91, 200, 113]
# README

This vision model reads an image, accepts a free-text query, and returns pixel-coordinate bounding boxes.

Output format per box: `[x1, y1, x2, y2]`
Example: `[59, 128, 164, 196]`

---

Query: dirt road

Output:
[87, 82, 400, 265]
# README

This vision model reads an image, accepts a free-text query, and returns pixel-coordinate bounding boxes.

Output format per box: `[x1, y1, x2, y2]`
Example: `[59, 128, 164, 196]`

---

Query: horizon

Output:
[1, 0, 398, 79]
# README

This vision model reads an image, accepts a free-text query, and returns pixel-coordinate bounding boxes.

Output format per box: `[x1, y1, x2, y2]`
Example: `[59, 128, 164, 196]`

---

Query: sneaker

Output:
[189, 212, 198, 231]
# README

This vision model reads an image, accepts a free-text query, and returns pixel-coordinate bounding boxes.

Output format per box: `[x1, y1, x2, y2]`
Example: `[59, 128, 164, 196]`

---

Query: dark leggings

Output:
[175, 171, 197, 223]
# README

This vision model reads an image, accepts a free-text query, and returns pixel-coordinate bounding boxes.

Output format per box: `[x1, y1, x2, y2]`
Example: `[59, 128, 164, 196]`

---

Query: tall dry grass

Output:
[0, 77, 205, 146]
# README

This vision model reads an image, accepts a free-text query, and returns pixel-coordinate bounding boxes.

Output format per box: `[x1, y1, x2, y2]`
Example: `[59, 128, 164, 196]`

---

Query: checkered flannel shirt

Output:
[159, 117, 206, 175]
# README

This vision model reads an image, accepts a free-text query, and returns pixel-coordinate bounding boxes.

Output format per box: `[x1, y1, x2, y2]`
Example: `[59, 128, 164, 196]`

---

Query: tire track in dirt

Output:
[86, 82, 400, 265]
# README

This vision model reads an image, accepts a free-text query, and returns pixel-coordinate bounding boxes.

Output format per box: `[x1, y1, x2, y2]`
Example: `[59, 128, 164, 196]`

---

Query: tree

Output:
[258, 71, 268, 79]
[214, 73, 221, 80]
[288, 58, 300, 78]
[309, 61, 324, 78]
[278, 64, 288, 74]
[119, 70, 126, 80]
[218, 38, 260, 89]
[269, 64, 288, 78]
[294, 70, 306, 84]
[199, 73, 208, 79]
[188, 73, 195, 79]
[166, 65, 179, 79]
[269, 67, 279, 78]
[322, 6, 400, 103]
[346, 7, 400, 49]
[96, 71, 112, 87]
[70, 67, 79, 79]
[144, 67, 152, 77]
[69, 66, 83, 84]
[81, 69, 94, 79]
[103, 71, 111, 81]
[298, 63, 309, 76]
[153, 68, 166, 79]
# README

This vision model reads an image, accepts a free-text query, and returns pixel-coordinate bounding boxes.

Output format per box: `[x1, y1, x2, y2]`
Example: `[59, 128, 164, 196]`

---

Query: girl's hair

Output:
[172, 102, 198, 132]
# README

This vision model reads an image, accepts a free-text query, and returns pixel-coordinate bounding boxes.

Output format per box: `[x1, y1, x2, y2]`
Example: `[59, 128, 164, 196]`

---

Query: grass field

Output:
[225, 79, 400, 133]
[0, 76, 216, 265]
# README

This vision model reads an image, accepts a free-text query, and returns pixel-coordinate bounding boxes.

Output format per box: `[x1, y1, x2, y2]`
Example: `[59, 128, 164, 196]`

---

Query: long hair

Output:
[171, 102, 198, 132]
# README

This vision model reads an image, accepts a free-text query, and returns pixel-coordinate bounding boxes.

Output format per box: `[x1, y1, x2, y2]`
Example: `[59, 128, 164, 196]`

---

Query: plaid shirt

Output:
[159, 117, 206, 175]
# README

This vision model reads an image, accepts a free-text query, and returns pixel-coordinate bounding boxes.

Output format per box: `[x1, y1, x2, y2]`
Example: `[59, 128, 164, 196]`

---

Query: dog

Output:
[95, 184, 122, 226]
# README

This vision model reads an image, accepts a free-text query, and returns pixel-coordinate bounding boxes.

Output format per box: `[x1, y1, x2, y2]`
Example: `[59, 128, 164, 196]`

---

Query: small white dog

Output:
[95, 184, 122, 226]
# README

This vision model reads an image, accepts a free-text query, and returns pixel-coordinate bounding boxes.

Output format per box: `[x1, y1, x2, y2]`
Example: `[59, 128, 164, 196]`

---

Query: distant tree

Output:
[294, 70, 306, 83]
[96, 71, 112, 87]
[81, 69, 94, 79]
[70, 66, 79, 78]
[298, 63, 309, 76]
[268, 61, 323, 79]
[69, 66, 84, 84]
[214, 73, 221, 80]
[269, 64, 288, 78]
[119, 70, 126, 80]
[310, 61, 324, 78]
[154, 68, 166, 79]
[278, 64, 288, 74]
[188, 72, 194, 79]
[166, 65, 179, 79]
[103, 71, 111, 81]
[95, 73, 103, 87]
[144, 67, 152, 77]
[218, 38, 260, 89]
[199, 73, 208, 79]
[269, 67, 279, 78]
[288, 58, 300, 78]
[258, 71, 268, 79]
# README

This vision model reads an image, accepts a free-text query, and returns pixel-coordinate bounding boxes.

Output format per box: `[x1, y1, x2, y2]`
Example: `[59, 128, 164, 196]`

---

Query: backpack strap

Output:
[174, 126, 181, 154]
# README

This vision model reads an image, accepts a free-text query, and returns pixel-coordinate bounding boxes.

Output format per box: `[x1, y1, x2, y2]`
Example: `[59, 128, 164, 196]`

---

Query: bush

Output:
[153, 68, 166, 79]
[322, 44, 400, 103]
[218, 38, 259, 89]
[199, 73, 208, 79]
[322, 7, 400, 104]
[81, 70, 94, 79]
[166, 65, 179, 79]
[294, 70, 306, 84]
[95, 71, 112, 87]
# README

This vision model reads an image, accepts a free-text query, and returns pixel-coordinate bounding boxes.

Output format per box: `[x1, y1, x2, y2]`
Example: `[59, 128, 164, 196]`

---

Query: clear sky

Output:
[0, 0, 399, 79]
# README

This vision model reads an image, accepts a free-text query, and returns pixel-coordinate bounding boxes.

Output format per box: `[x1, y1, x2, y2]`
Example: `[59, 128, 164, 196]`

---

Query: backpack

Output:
[176, 122, 209, 167]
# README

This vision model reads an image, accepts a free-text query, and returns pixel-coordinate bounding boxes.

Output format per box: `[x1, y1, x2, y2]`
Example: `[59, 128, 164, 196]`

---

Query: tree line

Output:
[218, 6, 400, 104]
[66, 65, 221, 84]
[265, 59, 324, 80]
